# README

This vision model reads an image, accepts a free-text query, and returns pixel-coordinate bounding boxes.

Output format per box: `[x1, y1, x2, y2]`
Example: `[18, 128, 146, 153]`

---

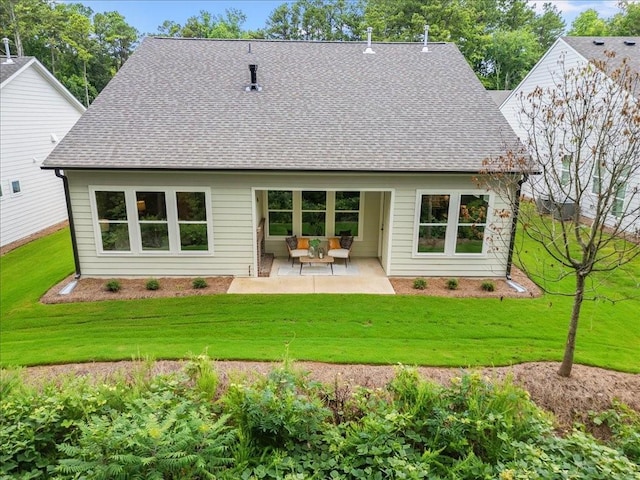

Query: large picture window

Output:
[416, 192, 491, 256]
[92, 187, 212, 254]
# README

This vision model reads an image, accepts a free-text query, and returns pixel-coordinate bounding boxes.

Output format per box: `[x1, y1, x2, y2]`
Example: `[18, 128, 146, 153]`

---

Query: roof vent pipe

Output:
[422, 25, 430, 52]
[246, 64, 262, 92]
[2, 37, 14, 64]
[364, 27, 375, 54]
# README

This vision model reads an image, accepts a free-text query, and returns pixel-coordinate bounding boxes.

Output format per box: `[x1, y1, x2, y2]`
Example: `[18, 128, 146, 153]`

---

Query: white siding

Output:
[0, 62, 83, 246]
[69, 170, 512, 278]
[500, 39, 640, 235]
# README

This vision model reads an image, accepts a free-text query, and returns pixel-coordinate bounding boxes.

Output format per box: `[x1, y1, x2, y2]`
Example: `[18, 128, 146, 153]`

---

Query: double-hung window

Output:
[417, 195, 449, 253]
[92, 187, 212, 254]
[267, 191, 293, 236]
[416, 192, 491, 255]
[301, 191, 326, 236]
[334, 191, 360, 236]
[96, 190, 130, 251]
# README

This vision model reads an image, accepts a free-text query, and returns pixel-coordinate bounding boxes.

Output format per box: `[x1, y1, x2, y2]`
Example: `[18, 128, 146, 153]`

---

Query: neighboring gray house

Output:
[1, 55, 85, 247]
[43, 37, 524, 279]
[500, 37, 640, 235]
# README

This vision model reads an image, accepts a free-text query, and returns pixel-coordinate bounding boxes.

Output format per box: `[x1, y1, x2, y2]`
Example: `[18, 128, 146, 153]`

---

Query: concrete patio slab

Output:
[228, 257, 396, 294]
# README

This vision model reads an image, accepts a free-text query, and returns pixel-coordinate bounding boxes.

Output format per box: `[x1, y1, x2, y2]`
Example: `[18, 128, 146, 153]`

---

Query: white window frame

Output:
[264, 190, 364, 240]
[90, 186, 213, 256]
[413, 190, 493, 257]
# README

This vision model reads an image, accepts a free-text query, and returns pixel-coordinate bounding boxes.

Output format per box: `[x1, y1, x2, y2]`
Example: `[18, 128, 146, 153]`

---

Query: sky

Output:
[73, 0, 625, 36]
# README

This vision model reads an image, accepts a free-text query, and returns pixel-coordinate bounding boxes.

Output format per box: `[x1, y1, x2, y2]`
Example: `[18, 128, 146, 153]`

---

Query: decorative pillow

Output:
[285, 236, 297, 250]
[340, 235, 354, 249]
[328, 238, 341, 250]
[297, 238, 309, 249]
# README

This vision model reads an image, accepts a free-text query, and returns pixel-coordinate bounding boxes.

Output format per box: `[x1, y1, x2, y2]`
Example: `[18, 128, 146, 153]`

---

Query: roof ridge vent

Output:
[422, 25, 430, 52]
[593, 39, 605, 46]
[2, 37, 14, 64]
[624, 40, 636, 46]
[364, 27, 375, 54]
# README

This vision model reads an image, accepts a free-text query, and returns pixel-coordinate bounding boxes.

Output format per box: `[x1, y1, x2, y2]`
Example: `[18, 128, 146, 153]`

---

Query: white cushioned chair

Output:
[286, 236, 309, 266]
[327, 236, 353, 267]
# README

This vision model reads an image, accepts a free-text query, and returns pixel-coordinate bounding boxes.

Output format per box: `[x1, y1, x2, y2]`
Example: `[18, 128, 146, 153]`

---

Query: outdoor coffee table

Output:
[299, 255, 334, 275]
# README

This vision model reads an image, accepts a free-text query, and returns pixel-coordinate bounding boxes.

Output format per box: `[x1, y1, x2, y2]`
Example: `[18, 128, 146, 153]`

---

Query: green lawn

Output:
[1, 228, 638, 372]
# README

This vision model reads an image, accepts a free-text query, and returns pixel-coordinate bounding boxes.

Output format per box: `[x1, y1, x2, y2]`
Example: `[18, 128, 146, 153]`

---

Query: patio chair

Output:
[327, 235, 353, 267]
[286, 236, 309, 266]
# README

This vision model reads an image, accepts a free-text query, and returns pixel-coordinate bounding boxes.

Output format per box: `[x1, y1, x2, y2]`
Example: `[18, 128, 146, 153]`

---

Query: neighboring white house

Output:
[500, 36, 640, 235]
[0, 55, 85, 247]
[43, 37, 525, 279]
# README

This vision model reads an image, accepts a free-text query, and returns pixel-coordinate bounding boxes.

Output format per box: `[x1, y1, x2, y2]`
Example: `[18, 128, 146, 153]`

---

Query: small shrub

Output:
[481, 281, 495, 292]
[446, 278, 459, 290]
[145, 278, 160, 291]
[413, 278, 427, 290]
[105, 279, 121, 292]
[192, 277, 208, 289]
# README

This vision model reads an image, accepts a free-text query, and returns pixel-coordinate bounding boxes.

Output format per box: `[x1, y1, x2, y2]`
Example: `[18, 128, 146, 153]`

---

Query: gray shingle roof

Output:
[44, 37, 522, 172]
[0, 56, 34, 84]
[562, 36, 640, 75]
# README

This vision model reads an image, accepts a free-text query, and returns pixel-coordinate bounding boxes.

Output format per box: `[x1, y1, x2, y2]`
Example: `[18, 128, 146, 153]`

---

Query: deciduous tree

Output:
[482, 52, 640, 377]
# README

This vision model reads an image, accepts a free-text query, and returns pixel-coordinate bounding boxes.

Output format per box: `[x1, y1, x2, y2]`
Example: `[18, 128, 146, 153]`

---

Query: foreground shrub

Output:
[446, 278, 459, 290]
[56, 386, 234, 479]
[145, 278, 160, 290]
[2, 359, 638, 479]
[413, 278, 427, 290]
[104, 279, 121, 292]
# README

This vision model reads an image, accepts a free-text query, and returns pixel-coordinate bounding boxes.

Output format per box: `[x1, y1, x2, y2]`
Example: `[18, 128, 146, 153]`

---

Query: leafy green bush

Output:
[481, 280, 495, 292]
[145, 278, 160, 290]
[2, 358, 638, 480]
[446, 278, 459, 290]
[104, 279, 121, 292]
[56, 383, 234, 479]
[591, 401, 640, 463]
[413, 278, 427, 290]
[192, 277, 207, 289]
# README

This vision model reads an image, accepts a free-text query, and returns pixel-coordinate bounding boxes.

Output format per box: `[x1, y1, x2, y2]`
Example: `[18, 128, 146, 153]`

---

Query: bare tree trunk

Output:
[558, 273, 586, 377]
[8, 1, 23, 56]
[83, 60, 89, 107]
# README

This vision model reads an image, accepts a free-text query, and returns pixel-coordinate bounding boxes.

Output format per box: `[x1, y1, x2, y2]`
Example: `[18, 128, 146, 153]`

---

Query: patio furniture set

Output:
[285, 235, 354, 275]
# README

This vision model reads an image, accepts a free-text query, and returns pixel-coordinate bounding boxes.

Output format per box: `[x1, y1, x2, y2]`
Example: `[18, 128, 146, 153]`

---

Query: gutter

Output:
[55, 169, 81, 279]
[505, 173, 528, 280]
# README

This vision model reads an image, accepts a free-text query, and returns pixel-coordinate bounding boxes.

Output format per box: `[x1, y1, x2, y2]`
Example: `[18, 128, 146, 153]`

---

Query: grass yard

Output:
[1, 227, 639, 371]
